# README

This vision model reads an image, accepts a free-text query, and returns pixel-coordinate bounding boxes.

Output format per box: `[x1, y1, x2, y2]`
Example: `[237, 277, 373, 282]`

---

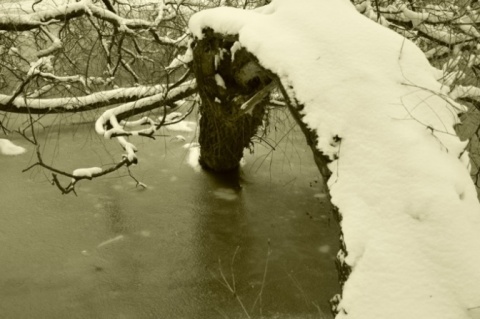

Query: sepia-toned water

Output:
[0, 111, 340, 319]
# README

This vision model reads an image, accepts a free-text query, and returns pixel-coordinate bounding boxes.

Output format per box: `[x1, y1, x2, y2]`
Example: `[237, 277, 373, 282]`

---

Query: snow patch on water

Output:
[318, 245, 331, 254]
[0, 139, 26, 156]
[173, 135, 186, 142]
[138, 230, 151, 237]
[185, 143, 201, 172]
[166, 121, 197, 132]
[112, 184, 124, 190]
[213, 188, 238, 201]
[183, 142, 199, 149]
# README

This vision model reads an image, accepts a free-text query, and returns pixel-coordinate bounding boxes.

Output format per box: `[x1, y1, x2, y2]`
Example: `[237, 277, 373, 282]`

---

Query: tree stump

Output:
[191, 29, 271, 172]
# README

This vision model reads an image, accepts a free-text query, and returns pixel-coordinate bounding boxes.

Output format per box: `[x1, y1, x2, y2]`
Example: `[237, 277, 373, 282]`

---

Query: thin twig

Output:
[251, 239, 271, 316]
[217, 249, 251, 319]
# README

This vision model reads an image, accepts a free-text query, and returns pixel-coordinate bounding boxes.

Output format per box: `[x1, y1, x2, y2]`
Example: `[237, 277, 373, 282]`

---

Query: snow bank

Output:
[0, 139, 26, 156]
[190, 1, 480, 318]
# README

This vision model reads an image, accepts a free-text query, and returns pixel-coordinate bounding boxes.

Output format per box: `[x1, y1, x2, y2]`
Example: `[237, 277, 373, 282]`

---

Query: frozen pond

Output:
[0, 111, 340, 318]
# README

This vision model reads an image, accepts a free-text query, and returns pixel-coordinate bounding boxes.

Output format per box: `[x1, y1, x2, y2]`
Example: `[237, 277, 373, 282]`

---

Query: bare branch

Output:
[23, 145, 136, 195]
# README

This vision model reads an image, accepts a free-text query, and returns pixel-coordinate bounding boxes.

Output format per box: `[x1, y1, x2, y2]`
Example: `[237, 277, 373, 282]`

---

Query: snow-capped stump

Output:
[0, 139, 26, 156]
[189, 0, 480, 318]
[190, 28, 272, 172]
[72, 167, 103, 179]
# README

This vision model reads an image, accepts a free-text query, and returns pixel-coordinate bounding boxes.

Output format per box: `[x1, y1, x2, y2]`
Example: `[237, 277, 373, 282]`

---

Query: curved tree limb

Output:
[0, 80, 196, 114]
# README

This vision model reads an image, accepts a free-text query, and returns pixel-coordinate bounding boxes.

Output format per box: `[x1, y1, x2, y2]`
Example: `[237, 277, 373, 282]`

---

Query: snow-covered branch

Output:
[23, 145, 136, 195]
[0, 80, 196, 114]
[0, 0, 204, 195]
[95, 80, 197, 138]
[36, 26, 63, 58]
[19, 78, 197, 195]
[355, 0, 480, 126]
[356, 0, 480, 46]
[0, 0, 166, 32]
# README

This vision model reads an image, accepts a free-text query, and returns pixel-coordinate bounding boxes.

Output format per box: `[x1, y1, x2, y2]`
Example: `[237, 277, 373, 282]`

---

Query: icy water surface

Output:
[0, 113, 340, 319]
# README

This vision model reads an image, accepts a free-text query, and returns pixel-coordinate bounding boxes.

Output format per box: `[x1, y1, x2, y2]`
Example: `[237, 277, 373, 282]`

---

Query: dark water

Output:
[0, 111, 340, 319]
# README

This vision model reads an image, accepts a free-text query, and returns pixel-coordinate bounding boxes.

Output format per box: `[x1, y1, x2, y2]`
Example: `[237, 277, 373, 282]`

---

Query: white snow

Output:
[1, 82, 172, 110]
[167, 42, 194, 69]
[94, 80, 196, 137]
[214, 73, 226, 89]
[230, 41, 242, 60]
[97, 234, 125, 248]
[166, 120, 196, 132]
[173, 135, 186, 142]
[314, 193, 327, 199]
[214, 51, 223, 70]
[185, 142, 201, 172]
[117, 136, 137, 163]
[318, 244, 331, 254]
[0, 0, 75, 14]
[72, 167, 103, 178]
[190, 1, 480, 318]
[0, 139, 26, 156]
[213, 188, 238, 201]
[182, 142, 199, 149]
[450, 85, 480, 100]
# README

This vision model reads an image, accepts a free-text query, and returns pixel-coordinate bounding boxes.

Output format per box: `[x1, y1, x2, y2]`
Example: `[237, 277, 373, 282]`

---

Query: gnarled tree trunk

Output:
[191, 29, 271, 172]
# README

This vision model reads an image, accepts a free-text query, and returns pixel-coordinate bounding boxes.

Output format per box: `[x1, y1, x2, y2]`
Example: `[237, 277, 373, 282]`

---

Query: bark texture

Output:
[191, 29, 270, 172]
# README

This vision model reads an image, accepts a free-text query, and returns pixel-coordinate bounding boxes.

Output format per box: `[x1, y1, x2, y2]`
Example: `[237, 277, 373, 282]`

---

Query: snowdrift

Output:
[189, 0, 480, 318]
